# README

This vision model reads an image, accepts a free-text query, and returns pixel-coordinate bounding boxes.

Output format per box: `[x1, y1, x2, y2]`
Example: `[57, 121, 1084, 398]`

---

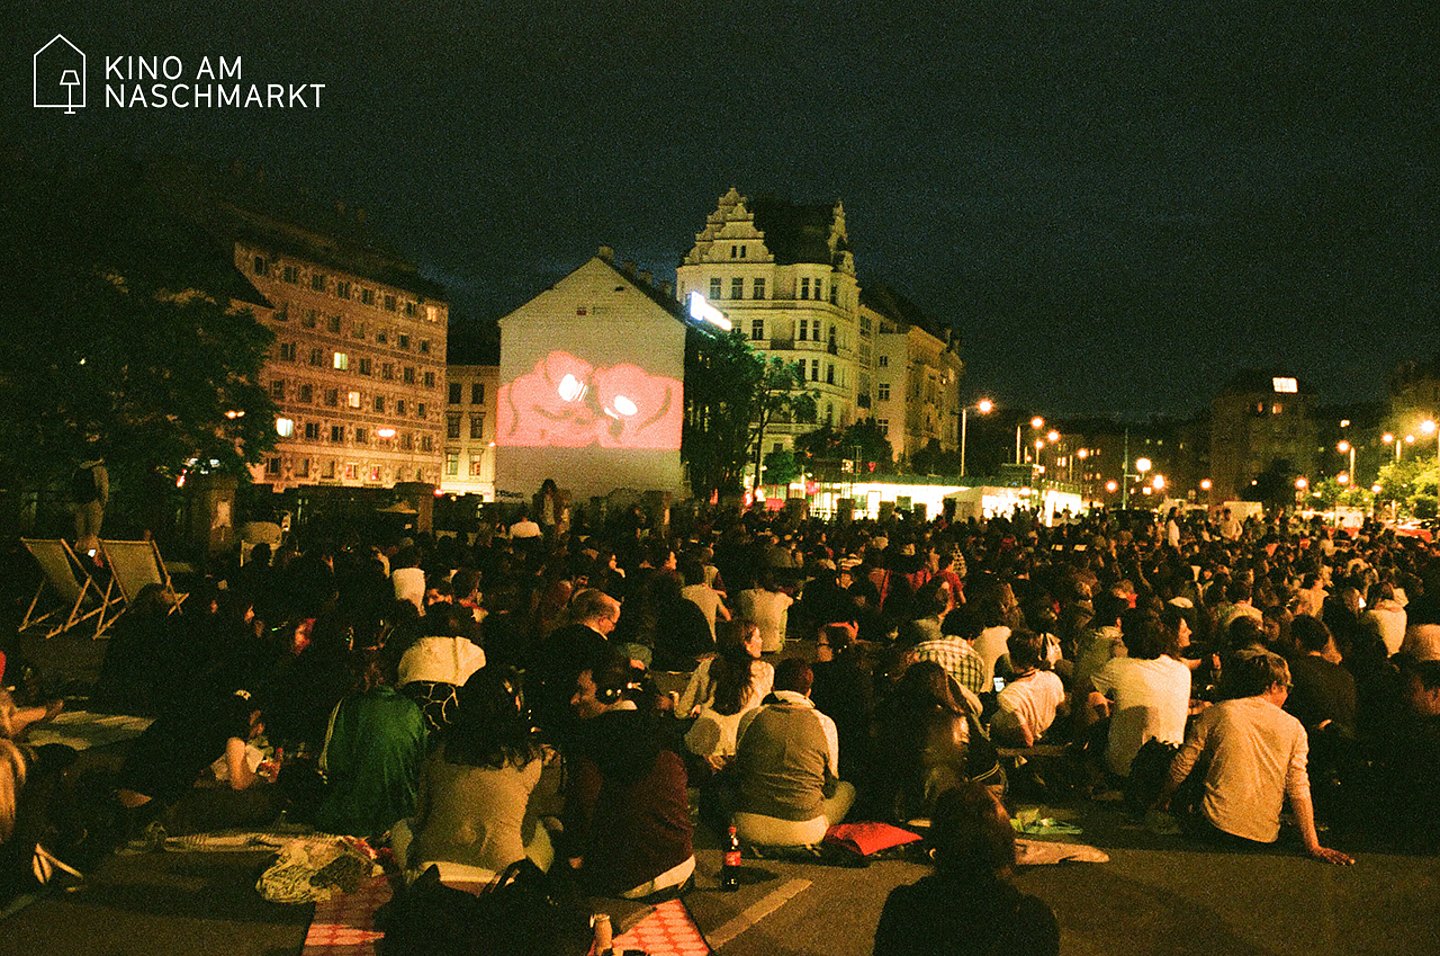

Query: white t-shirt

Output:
[392, 567, 427, 611]
[1090, 655, 1192, 776]
[509, 518, 542, 539]
[974, 625, 1012, 684]
[397, 636, 487, 687]
[681, 584, 726, 640]
[994, 670, 1066, 741]
[737, 589, 794, 653]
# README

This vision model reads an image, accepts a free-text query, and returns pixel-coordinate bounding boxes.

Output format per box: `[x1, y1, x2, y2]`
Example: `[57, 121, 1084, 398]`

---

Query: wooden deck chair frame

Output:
[97, 539, 188, 630]
[19, 538, 120, 639]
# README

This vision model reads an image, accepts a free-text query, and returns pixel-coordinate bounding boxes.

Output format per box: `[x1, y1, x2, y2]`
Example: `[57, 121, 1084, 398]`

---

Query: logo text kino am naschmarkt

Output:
[35, 35, 325, 111]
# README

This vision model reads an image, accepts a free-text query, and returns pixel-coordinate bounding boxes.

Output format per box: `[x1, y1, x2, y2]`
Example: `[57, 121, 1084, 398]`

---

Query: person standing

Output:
[71, 451, 109, 557]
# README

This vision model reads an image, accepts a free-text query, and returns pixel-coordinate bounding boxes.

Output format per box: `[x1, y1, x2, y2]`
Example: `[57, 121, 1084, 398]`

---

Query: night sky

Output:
[7, 1, 1438, 418]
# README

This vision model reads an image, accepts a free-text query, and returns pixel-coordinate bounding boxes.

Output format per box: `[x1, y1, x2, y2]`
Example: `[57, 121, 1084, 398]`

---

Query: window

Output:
[361, 288, 375, 306]
[278, 342, 297, 361]
[400, 432, 413, 450]
[469, 414, 485, 439]
[396, 399, 407, 416]
[304, 422, 320, 440]
[447, 413, 461, 439]
[266, 457, 281, 476]
[403, 367, 416, 384]
[809, 359, 820, 382]
[335, 280, 350, 299]
[826, 403, 834, 424]
[374, 395, 386, 413]
[333, 352, 349, 370]
[826, 364, 835, 385]
[295, 458, 310, 478]
[330, 425, 345, 443]
[405, 301, 417, 317]
[311, 273, 326, 292]
[344, 463, 357, 480]
[469, 455, 484, 477]
[398, 333, 410, 350]
[426, 305, 439, 323]
[306, 347, 321, 367]
[417, 402, 428, 419]
[751, 319, 765, 340]
[798, 318, 809, 341]
[353, 427, 367, 444]
[829, 283, 838, 305]
[877, 418, 890, 436]
[879, 355, 889, 367]
[709, 277, 722, 299]
[445, 451, 460, 476]
[800, 277, 810, 300]
[322, 460, 336, 479]
[270, 380, 285, 399]
[347, 390, 361, 409]
[449, 383, 463, 404]
[384, 294, 397, 312]
[327, 314, 341, 333]
[302, 309, 317, 328]
[878, 383, 891, 400]
[358, 357, 372, 376]
[470, 382, 485, 404]
[282, 265, 299, 284]
[753, 277, 766, 299]
[739, 245, 747, 259]
[324, 388, 339, 407]
[298, 384, 313, 403]
[423, 371, 436, 388]
[351, 321, 367, 340]
[420, 435, 434, 452]
[419, 339, 430, 354]
[382, 363, 394, 380]
[730, 244, 738, 259]
[252, 256, 267, 276]
[368, 465, 382, 482]
[376, 329, 389, 345]
[731, 277, 744, 299]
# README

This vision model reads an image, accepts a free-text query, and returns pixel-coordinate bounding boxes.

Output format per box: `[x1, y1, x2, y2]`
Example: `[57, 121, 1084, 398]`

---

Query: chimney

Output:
[596, 245, 614, 262]
[638, 270, 653, 286]
[621, 260, 637, 277]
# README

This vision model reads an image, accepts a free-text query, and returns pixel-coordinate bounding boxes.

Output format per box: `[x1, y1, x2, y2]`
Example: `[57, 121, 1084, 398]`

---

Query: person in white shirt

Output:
[1156, 650, 1354, 865]
[680, 558, 730, 641]
[735, 571, 794, 654]
[1088, 613, 1191, 777]
[677, 620, 774, 765]
[509, 512, 542, 540]
[992, 630, 1069, 748]
[1362, 581, 1407, 656]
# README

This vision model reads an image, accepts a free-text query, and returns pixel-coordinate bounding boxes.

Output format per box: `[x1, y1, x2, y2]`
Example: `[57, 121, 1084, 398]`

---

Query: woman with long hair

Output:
[874, 662, 1002, 822]
[394, 667, 558, 882]
[677, 620, 774, 766]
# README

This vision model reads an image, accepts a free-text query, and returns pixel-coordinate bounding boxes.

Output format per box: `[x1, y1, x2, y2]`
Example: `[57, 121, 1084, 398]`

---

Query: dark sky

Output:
[8, 1, 1438, 418]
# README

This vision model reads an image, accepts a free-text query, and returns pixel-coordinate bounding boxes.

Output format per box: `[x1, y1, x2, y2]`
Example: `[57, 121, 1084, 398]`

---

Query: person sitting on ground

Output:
[872, 782, 1059, 956]
[810, 623, 875, 783]
[680, 557, 731, 641]
[393, 667, 560, 882]
[396, 605, 487, 736]
[990, 630, 1069, 748]
[564, 648, 694, 899]
[735, 569, 795, 655]
[647, 570, 715, 672]
[527, 588, 620, 742]
[873, 662, 1001, 823]
[1154, 649, 1355, 864]
[676, 620, 774, 768]
[315, 649, 428, 838]
[1087, 612, 1192, 778]
[915, 604, 990, 698]
[732, 658, 855, 846]
[1372, 657, 1440, 852]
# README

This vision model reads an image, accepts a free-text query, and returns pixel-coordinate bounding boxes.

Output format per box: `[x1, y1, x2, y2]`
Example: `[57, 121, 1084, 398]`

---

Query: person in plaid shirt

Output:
[913, 605, 989, 697]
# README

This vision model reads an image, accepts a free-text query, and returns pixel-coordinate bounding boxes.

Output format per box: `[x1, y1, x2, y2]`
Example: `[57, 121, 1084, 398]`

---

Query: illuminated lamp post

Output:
[1422, 418, 1439, 459]
[1337, 439, 1356, 482]
[1016, 415, 1045, 464]
[1122, 456, 1152, 510]
[1295, 475, 1309, 509]
[960, 397, 993, 478]
[1382, 432, 1399, 462]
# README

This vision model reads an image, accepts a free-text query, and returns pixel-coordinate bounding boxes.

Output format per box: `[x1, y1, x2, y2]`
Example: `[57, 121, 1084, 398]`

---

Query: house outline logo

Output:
[34, 34, 86, 113]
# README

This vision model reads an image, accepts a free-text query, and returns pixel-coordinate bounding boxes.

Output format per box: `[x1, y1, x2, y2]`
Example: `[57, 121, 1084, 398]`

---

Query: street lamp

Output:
[960, 397, 994, 478]
[1383, 432, 1400, 462]
[1422, 418, 1439, 459]
[1337, 439, 1356, 484]
[1152, 474, 1166, 492]
[1015, 415, 1045, 464]
[1200, 477, 1213, 492]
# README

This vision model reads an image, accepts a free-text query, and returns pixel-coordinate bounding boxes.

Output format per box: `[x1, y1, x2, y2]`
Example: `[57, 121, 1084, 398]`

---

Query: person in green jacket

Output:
[315, 649, 427, 838]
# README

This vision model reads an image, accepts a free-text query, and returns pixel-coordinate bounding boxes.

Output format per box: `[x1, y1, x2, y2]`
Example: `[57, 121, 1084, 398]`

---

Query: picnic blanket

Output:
[24, 710, 153, 751]
[301, 874, 392, 956]
[609, 897, 711, 956]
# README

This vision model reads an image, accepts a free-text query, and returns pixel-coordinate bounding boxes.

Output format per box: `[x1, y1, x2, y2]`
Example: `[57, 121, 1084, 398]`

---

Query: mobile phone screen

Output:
[993, 676, 1006, 693]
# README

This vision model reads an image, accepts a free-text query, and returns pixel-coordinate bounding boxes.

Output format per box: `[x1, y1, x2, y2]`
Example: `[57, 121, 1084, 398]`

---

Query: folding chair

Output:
[97, 539, 189, 632]
[19, 538, 121, 639]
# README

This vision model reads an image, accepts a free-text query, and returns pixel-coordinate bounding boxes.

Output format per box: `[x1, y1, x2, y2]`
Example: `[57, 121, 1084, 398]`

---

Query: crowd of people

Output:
[3, 494, 1440, 950]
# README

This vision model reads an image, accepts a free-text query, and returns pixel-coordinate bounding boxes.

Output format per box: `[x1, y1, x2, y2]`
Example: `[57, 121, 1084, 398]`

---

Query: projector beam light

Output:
[687, 291, 732, 331]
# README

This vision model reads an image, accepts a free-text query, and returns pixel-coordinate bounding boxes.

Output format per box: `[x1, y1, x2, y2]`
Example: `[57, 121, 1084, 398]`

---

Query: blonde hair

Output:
[0, 687, 15, 740]
[0, 738, 25, 843]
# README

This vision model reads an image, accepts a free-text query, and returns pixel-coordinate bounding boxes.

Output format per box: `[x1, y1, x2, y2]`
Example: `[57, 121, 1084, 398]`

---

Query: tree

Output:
[0, 153, 277, 527]
[794, 420, 893, 476]
[682, 327, 816, 498]
[1375, 457, 1439, 519]
[762, 449, 802, 487]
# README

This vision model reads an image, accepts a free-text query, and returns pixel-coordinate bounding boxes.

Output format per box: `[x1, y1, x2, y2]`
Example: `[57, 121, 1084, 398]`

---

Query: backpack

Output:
[377, 859, 590, 956]
[1124, 738, 1182, 814]
[70, 466, 99, 504]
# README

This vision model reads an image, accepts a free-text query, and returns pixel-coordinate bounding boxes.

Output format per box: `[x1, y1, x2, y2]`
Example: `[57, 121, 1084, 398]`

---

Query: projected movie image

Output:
[497, 350, 683, 450]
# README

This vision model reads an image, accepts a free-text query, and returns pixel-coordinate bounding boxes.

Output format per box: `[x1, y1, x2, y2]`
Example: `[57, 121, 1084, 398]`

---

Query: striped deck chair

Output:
[19, 538, 121, 639]
[97, 539, 189, 631]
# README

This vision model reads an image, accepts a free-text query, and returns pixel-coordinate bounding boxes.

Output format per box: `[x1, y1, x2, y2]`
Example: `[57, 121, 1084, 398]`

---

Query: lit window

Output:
[446, 451, 459, 476]
[426, 305, 438, 323]
[469, 455, 484, 477]
[347, 390, 361, 408]
[275, 417, 294, 437]
[333, 352, 349, 370]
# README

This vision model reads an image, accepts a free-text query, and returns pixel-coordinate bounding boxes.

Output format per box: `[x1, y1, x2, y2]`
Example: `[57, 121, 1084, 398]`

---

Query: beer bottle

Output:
[721, 826, 742, 891]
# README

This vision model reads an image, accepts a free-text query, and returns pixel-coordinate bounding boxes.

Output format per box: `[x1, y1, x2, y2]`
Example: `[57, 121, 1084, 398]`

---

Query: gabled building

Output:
[860, 282, 964, 461]
[676, 188, 862, 456]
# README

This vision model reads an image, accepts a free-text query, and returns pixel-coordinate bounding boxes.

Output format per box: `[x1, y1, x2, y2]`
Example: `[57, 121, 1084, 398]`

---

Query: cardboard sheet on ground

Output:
[24, 710, 153, 751]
